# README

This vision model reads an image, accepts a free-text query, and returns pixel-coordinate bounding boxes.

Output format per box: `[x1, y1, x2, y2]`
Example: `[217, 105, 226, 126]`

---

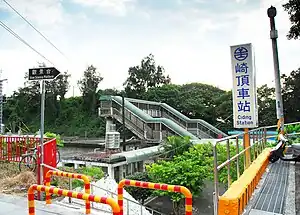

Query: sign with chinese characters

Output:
[28, 67, 60, 81]
[230, 43, 258, 128]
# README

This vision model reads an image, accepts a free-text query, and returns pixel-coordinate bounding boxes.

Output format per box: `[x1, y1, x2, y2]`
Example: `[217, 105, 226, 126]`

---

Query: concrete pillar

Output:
[119, 165, 124, 180]
[106, 118, 114, 132]
[107, 164, 115, 179]
[74, 163, 79, 169]
[142, 161, 146, 171]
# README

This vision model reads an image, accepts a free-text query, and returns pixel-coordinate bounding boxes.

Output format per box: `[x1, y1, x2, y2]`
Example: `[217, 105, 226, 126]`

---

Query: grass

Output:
[0, 161, 36, 196]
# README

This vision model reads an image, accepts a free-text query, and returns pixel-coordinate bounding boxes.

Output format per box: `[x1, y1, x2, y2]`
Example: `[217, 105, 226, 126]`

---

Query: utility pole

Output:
[267, 6, 285, 134]
[122, 93, 126, 151]
[0, 70, 8, 134]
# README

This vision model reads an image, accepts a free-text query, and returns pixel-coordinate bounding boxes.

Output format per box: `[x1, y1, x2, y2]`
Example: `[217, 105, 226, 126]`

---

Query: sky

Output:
[0, 0, 299, 97]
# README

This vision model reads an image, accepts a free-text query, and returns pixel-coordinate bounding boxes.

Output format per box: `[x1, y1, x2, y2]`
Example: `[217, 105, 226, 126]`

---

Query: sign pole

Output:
[267, 6, 284, 135]
[28, 66, 60, 200]
[243, 128, 250, 168]
[39, 79, 45, 199]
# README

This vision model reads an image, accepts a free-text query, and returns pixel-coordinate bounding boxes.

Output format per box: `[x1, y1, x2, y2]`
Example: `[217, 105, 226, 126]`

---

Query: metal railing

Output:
[42, 164, 165, 215]
[100, 99, 197, 142]
[91, 183, 165, 215]
[212, 121, 300, 215]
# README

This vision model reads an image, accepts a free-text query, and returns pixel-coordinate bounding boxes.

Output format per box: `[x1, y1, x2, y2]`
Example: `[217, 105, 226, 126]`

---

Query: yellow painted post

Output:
[244, 128, 250, 168]
[277, 118, 285, 137]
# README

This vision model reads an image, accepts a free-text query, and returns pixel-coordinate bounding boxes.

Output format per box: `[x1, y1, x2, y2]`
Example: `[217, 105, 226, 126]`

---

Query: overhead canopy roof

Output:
[110, 146, 162, 163]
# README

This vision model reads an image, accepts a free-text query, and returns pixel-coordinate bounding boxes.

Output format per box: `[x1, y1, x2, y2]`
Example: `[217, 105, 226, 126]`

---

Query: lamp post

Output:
[267, 6, 284, 134]
[117, 92, 126, 151]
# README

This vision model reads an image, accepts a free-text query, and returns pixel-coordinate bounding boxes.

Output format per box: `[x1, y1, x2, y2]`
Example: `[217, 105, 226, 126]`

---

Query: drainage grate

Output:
[252, 160, 289, 214]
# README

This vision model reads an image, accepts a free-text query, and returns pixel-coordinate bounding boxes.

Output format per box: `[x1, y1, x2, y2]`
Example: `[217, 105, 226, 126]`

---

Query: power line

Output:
[2, 0, 67, 58]
[0, 20, 55, 65]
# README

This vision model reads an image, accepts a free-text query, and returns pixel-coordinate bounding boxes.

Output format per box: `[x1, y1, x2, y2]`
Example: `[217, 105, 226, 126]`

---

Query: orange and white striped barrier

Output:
[28, 184, 120, 215]
[44, 170, 91, 214]
[118, 179, 193, 215]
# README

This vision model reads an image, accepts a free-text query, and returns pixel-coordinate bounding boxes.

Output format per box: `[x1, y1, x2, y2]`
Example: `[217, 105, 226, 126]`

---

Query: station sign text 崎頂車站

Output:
[230, 43, 258, 128]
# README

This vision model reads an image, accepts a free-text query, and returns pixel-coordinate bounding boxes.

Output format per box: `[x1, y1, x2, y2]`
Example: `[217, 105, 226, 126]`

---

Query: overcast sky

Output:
[0, 0, 299, 97]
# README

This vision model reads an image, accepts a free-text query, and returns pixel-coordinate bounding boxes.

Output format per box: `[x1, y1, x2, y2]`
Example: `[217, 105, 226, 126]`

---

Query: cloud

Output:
[0, 0, 65, 26]
[0, 0, 298, 99]
[71, 0, 136, 16]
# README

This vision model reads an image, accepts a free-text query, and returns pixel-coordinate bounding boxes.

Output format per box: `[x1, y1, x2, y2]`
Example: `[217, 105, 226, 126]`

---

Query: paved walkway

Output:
[0, 193, 86, 215]
[246, 160, 296, 215]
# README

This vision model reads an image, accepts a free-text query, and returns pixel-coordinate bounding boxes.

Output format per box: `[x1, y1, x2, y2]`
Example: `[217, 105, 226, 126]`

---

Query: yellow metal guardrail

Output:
[213, 121, 300, 215]
[218, 148, 271, 215]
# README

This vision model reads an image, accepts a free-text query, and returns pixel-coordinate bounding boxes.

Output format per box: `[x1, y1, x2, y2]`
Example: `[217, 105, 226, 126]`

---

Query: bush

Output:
[44, 132, 64, 147]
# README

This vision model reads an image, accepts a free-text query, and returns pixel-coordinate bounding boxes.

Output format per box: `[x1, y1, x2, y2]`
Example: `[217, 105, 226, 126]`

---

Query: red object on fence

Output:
[0, 135, 57, 196]
[37, 138, 57, 185]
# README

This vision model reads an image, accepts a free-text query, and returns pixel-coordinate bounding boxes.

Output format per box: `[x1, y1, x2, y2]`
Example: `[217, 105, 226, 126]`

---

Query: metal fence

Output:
[212, 121, 300, 215]
[0, 136, 49, 162]
[42, 164, 165, 215]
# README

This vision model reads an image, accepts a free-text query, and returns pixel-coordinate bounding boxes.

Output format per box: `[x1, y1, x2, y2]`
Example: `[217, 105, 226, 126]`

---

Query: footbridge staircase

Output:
[99, 95, 227, 143]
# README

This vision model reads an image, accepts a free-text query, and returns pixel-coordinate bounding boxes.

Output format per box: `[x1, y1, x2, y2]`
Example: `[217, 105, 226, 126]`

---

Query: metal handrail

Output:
[125, 97, 227, 137]
[42, 164, 165, 215]
[107, 98, 199, 141]
[91, 183, 166, 215]
[212, 121, 300, 215]
[213, 127, 266, 214]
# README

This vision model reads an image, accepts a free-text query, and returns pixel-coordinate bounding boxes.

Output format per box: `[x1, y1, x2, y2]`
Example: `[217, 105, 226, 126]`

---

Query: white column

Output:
[107, 164, 115, 179]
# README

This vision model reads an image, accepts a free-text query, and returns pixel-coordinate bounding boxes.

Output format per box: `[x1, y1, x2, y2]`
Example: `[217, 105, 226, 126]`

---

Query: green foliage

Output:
[56, 166, 104, 188]
[265, 141, 278, 148]
[78, 65, 103, 114]
[45, 132, 64, 147]
[147, 143, 213, 203]
[160, 136, 192, 159]
[282, 68, 300, 123]
[3, 56, 299, 140]
[146, 140, 262, 214]
[3, 65, 106, 138]
[283, 0, 300, 40]
[125, 172, 153, 204]
[257, 85, 276, 126]
[124, 54, 171, 98]
[143, 82, 233, 132]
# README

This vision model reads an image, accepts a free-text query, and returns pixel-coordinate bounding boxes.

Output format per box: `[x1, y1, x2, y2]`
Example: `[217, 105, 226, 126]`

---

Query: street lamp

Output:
[267, 5, 277, 18]
[267, 5, 284, 134]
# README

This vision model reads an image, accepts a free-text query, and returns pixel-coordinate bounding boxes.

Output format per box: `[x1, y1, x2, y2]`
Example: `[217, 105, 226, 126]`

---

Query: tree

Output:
[214, 91, 233, 132]
[78, 65, 103, 114]
[282, 68, 300, 122]
[159, 136, 192, 159]
[124, 54, 171, 98]
[283, 0, 300, 40]
[98, 88, 120, 96]
[178, 83, 226, 125]
[257, 84, 276, 126]
[3, 67, 105, 137]
[142, 84, 182, 108]
[125, 172, 153, 204]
